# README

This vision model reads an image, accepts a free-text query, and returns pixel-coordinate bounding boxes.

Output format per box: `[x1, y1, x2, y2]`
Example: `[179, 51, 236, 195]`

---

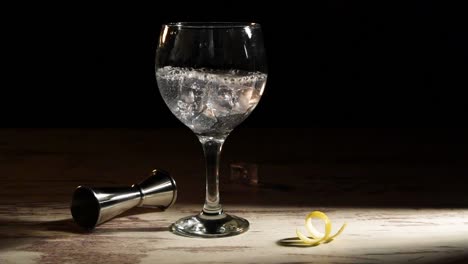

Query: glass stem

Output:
[198, 135, 226, 216]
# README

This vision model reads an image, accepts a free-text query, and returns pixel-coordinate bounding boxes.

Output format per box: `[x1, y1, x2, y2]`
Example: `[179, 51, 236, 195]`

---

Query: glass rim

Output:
[163, 22, 261, 29]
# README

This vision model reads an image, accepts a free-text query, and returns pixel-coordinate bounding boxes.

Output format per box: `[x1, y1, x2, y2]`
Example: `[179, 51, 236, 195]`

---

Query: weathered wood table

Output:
[1, 128, 467, 263]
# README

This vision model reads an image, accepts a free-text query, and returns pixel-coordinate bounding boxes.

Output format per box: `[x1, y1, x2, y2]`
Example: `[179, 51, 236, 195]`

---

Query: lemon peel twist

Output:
[296, 211, 347, 246]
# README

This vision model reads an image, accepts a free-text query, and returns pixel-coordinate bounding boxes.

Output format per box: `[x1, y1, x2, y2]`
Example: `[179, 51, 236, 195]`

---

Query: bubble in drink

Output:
[156, 66, 267, 135]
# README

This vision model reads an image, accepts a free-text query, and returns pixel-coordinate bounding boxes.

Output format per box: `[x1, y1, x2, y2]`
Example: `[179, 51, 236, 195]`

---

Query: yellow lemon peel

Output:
[296, 211, 347, 245]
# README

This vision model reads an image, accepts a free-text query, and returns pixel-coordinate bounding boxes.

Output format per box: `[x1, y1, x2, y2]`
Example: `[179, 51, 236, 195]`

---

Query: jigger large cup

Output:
[71, 169, 177, 230]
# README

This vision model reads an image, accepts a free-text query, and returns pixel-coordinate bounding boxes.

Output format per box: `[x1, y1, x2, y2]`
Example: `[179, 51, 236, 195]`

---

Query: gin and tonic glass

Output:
[155, 22, 267, 238]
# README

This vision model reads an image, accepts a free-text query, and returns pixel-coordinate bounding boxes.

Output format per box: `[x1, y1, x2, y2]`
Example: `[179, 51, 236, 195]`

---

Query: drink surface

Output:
[156, 66, 267, 135]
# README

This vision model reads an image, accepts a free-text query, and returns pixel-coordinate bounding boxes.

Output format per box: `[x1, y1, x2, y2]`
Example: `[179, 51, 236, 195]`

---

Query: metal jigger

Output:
[70, 169, 177, 230]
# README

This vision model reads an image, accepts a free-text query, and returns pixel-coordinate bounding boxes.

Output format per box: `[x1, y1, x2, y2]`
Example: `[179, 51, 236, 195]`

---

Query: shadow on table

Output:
[425, 255, 468, 264]
[41, 218, 168, 234]
[218, 162, 468, 209]
[276, 237, 468, 263]
[276, 237, 319, 247]
[0, 207, 170, 250]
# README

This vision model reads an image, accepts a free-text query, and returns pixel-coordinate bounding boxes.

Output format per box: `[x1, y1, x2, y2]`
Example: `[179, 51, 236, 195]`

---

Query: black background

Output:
[2, 1, 467, 128]
[1, 1, 467, 216]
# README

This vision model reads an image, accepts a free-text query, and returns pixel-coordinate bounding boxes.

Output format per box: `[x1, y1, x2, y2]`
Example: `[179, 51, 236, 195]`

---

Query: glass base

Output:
[170, 212, 249, 238]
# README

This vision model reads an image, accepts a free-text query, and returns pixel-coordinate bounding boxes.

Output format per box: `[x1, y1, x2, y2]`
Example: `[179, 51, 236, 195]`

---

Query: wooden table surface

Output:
[1, 128, 467, 263]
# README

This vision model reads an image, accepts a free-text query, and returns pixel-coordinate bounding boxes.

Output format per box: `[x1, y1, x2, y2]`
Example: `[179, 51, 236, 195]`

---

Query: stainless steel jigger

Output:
[70, 169, 177, 230]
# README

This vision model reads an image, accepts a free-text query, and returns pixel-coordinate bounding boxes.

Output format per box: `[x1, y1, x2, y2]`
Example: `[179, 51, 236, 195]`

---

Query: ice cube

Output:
[191, 107, 217, 133]
[230, 162, 259, 185]
[176, 100, 194, 120]
[232, 87, 260, 114]
[215, 113, 247, 132]
[207, 85, 235, 117]
[180, 90, 194, 103]
[178, 74, 208, 113]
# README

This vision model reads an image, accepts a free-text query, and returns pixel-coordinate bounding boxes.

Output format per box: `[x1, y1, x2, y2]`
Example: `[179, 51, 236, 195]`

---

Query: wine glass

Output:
[155, 22, 267, 238]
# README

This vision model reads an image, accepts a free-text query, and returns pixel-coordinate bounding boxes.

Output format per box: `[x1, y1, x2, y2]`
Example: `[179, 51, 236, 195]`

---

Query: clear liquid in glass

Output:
[156, 66, 267, 135]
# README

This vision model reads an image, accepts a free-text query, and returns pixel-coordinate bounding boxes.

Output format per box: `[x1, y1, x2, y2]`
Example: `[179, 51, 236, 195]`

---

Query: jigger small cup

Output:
[70, 169, 177, 230]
